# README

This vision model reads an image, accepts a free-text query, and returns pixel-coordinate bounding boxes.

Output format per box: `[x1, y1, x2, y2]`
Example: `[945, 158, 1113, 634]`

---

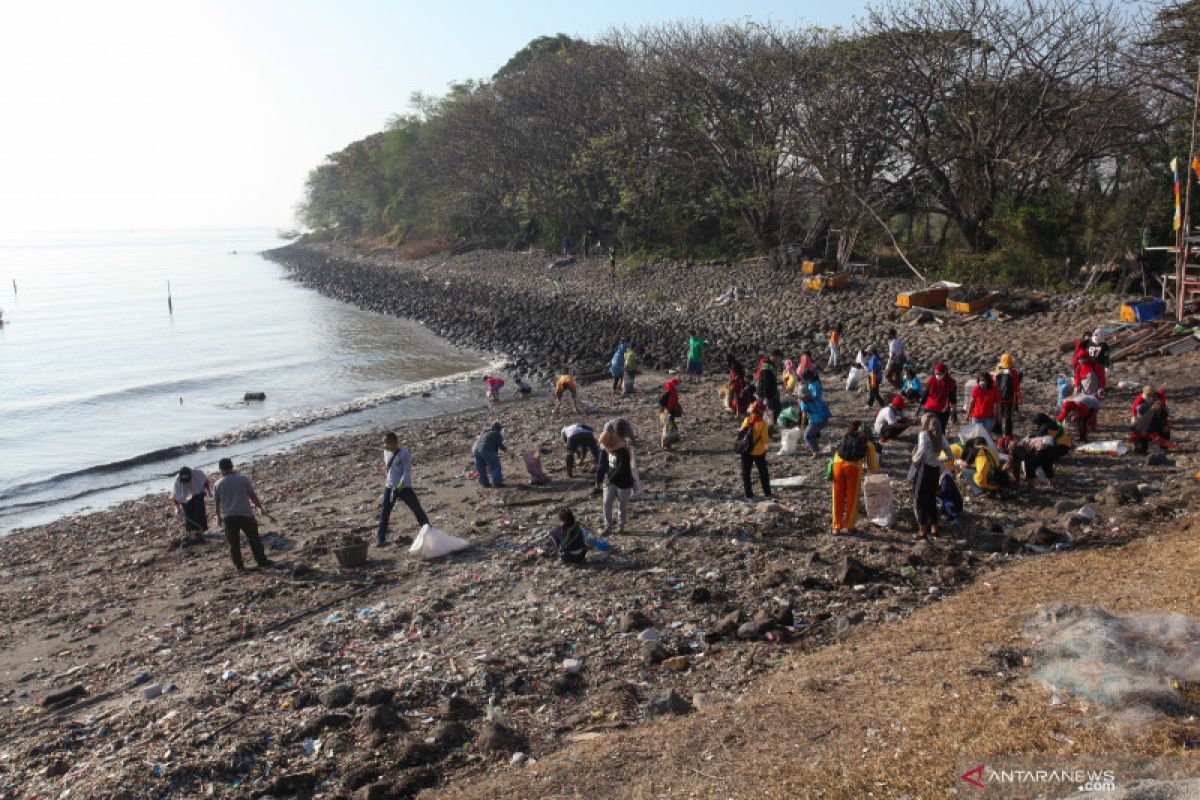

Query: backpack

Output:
[836, 431, 868, 462]
[735, 426, 754, 455]
[996, 370, 1015, 402]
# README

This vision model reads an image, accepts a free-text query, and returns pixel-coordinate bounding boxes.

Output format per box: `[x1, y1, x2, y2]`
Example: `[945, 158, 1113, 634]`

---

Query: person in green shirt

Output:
[685, 333, 706, 381]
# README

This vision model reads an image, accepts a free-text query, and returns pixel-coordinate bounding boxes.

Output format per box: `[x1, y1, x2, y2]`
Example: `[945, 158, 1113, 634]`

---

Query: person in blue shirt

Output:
[865, 347, 886, 409]
[801, 368, 823, 401]
[901, 365, 923, 402]
[610, 340, 628, 394]
[799, 388, 831, 456]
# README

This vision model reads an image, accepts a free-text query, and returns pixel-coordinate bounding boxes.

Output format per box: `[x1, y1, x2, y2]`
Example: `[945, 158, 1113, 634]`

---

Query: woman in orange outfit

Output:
[831, 420, 880, 534]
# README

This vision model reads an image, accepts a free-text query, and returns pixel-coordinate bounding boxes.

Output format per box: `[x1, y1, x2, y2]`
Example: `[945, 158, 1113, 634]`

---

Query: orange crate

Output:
[801, 260, 823, 274]
[897, 288, 950, 309]
[945, 292, 1002, 314]
[805, 273, 850, 292]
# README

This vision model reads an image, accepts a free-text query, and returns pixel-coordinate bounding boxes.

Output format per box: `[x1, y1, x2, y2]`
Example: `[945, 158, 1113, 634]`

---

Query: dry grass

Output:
[396, 238, 451, 261]
[430, 513, 1200, 799]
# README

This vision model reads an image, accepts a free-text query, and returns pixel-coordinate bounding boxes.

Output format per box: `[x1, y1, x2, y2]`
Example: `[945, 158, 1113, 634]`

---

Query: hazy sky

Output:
[0, 0, 866, 232]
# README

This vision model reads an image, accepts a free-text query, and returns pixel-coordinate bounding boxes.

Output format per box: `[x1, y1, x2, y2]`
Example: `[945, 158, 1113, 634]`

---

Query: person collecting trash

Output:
[483, 375, 505, 404]
[554, 373, 580, 414]
[830, 421, 880, 534]
[170, 466, 210, 536]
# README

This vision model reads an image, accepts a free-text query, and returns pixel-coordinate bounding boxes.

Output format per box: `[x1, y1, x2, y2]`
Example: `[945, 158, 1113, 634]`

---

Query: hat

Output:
[177, 466, 192, 481]
[950, 443, 964, 460]
[934, 363, 947, 374]
[999, 354, 1013, 369]
[891, 396, 906, 408]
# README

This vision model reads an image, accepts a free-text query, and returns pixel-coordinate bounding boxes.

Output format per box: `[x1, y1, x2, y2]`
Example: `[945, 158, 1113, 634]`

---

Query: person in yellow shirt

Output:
[554, 373, 579, 414]
[738, 401, 772, 498]
[831, 421, 880, 534]
[960, 440, 1010, 493]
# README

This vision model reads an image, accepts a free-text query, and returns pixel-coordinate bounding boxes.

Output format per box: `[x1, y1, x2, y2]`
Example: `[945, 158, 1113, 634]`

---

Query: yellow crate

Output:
[1119, 304, 1137, 323]
[805, 273, 850, 292]
[801, 260, 823, 274]
[897, 288, 950, 309]
[945, 292, 1002, 314]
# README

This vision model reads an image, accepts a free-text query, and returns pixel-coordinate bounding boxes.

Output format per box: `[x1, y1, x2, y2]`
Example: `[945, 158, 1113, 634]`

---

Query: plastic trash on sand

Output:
[777, 428, 801, 456]
[845, 366, 865, 392]
[1076, 440, 1128, 456]
[862, 473, 893, 527]
[771, 475, 807, 488]
[409, 525, 471, 560]
[956, 422, 996, 450]
[523, 451, 550, 485]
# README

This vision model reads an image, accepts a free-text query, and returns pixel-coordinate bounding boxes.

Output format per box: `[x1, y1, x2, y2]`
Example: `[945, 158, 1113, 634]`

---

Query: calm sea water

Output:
[0, 229, 492, 532]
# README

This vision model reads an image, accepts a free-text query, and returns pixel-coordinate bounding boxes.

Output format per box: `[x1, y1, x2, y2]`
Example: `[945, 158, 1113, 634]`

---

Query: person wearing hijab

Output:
[912, 414, 946, 538]
[1130, 386, 1172, 453]
[830, 421, 880, 534]
[738, 401, 772, 498]
[993, 354, 1023, 437]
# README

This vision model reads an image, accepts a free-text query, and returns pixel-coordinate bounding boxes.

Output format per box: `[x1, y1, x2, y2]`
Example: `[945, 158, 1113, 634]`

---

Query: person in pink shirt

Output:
[484, 375, 505, 404]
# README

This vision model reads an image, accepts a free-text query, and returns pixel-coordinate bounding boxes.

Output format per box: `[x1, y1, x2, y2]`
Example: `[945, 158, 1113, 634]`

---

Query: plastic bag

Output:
[523, 451, 550, 485]
[662, 416, 680, 446]
[409, 525, 471, 560]
[778, 428, 801, 455]
[1076, 440, 1128, 456]
[845, 367, 865, 392]
[862, 473, 893, 527]
[956, 422, 996, 450]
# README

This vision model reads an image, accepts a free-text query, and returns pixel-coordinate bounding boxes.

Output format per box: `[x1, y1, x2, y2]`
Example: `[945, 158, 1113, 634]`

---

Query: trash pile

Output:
[1106, 321, 1200, 363]
[1025, 604, 1200, 727]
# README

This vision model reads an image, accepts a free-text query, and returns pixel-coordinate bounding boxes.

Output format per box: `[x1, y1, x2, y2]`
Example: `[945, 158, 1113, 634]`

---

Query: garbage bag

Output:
[778, 428, 801, 455]
[862, 473, 893, 527]
[956, 422, 996, 451]
[523, 451, 550, 485]
[845, 366, 865, 392]
[409, 525, 471, 560]
[661, 416, 680, 446]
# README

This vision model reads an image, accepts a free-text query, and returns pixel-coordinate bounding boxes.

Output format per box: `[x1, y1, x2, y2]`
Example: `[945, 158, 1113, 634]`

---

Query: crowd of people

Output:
[171, 324, 1177, 570]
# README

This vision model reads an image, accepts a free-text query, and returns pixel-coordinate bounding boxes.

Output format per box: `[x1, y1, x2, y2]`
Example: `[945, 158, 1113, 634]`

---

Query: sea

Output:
[0, 228, 496, 534]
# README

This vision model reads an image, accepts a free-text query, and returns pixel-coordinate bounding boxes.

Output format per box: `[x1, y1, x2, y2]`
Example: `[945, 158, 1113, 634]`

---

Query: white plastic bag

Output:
[862, 473, 893, 527]
[956, 422, 996, 450]
[845, 366, 865, 392]
[409, 524, 471, 560]
[1076, 440, 1127, 456]
[778, 428, 801, 455]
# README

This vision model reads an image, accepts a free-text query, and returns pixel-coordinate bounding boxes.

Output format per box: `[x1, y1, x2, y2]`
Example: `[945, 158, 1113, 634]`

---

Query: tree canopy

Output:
[297, 0, 1200, 286]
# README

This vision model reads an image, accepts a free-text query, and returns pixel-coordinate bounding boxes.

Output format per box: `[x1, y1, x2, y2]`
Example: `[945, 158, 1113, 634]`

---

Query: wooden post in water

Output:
[167, 280, 173, 314]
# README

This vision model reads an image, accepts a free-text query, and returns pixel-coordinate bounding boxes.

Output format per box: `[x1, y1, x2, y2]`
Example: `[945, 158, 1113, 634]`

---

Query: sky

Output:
[0, 0, 867, 232]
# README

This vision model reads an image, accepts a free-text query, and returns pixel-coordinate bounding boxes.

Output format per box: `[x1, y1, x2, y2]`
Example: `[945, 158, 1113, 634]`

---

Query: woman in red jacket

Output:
[968, 372, 1001, 435]
[921, 363, 958, 433]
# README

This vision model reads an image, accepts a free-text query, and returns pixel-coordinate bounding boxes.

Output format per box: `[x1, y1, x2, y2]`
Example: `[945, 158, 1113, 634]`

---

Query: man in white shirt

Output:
[874, 396, 913, 442]
[170, 466, 210, 533]
[885, 329, 905, 389]
[378, 431, 429, 547]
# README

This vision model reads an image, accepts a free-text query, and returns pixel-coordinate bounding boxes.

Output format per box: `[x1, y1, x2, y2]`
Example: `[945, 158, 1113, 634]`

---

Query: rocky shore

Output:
[264, 243, 1121, 383]
[1, 245, 1197, 799]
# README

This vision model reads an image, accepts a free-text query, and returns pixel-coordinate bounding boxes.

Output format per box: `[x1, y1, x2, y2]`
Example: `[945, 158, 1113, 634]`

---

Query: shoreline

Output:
[3, 244, 1198, 798]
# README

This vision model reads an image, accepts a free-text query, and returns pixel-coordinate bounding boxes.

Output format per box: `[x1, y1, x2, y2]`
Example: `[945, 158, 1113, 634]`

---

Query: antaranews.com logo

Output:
[957, 760, 1117, 796]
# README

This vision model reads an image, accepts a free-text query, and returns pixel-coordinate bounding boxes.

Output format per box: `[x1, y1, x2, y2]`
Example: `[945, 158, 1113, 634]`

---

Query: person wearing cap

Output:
[937, 444, 964, 520]
[212, 458, 273, 571]
[993, 354, 1023, 437]
[378, 432, 430, 547]
[1057, 394, 1100, 443]
[1130, 386, 1172, 454]
[830, 421, 880, 534]
[170, 466, 210, 534]
[874, 396, 913, 443]
[471, 421, 508, 488]
[738, 401, 773, 498]
[798, 386, 831, 457]
[921, 362, 958, 432]
[554, 373, 580, 414]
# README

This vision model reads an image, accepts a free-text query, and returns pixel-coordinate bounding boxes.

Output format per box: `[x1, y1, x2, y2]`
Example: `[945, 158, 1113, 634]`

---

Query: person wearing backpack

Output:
[378, 431, 431, 546]
[830, 421, 879, 534]
[548, 507, 589, 564]
[622, 344, 639, 394]
[798, 387, 831, 457]
[993, 354, 1023, 437]
[911, 414, 946, 538]
[738, 401, 772, 498]
[968, 372, 1002, 434]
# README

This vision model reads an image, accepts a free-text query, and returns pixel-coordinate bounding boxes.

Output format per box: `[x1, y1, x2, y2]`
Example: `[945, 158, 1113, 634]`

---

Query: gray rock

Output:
[645, 688, 694, 718]
[836, 556, 874, 585]
[320, 683, 355, 709]
[477, 721, 527, 753]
